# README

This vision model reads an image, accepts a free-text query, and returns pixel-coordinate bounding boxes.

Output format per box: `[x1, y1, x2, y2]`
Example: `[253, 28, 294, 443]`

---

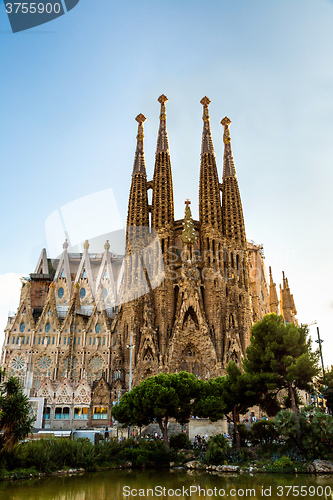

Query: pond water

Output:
[0, 469, 333, 500]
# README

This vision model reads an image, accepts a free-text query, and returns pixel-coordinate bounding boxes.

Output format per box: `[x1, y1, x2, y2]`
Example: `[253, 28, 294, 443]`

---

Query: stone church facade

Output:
[0, 96, 297, 428]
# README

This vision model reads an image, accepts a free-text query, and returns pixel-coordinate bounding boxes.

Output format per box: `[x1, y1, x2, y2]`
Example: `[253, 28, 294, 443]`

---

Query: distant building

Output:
[1, 96, 297, 428]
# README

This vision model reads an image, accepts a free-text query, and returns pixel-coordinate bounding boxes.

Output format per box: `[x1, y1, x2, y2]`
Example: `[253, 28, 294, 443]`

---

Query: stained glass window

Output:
[37, 355, 51, 372]
[11, 353, 25, 371]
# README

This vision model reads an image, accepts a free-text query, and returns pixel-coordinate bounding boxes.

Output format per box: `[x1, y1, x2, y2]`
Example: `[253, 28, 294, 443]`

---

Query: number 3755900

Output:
[5, 3, 62, 14]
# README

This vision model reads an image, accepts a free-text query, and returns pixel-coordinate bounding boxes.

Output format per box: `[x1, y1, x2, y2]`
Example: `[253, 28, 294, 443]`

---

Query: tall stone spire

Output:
[127, 114, 149, 229]
[152, 95, 174, 230]
[156, 94, 169, 152]
[221, 117, 246, 247]
[269, 266, 279, 315]
[199, 97, 222, 228]
[280, 271, 297, 325]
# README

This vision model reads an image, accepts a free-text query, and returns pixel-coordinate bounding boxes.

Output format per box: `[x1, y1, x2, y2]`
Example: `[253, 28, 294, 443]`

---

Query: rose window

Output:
[89, 356, 103, 371]
[11, 353, 25, 371]
[37, 355, 51, 372]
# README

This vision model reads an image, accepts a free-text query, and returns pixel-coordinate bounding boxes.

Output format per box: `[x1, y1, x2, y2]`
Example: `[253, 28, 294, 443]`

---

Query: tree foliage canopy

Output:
[243, 314, 319, 415]
[111, 372, 200, 447]
[0, 376, 35, 449]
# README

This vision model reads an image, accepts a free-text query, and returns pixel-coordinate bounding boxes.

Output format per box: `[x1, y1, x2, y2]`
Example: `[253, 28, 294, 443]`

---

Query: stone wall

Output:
[188, 418, 227, 441]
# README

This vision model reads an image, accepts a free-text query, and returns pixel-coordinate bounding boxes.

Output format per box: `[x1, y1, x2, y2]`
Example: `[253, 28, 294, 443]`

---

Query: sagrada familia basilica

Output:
[0, 96, 297, 428]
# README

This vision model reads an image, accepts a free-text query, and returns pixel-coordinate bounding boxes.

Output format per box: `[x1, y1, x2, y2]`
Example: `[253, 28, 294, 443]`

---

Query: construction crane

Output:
[302, 320, 317, 327]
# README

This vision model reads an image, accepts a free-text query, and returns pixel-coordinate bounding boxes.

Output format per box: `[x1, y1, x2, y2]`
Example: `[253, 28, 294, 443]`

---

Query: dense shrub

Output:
[300, 406, 333, 460]
[170, 433, 191, 450]
[250, 420, 279, 446]
[0, 437, 173, 474]
[205, 434, 229, 465]
[267, 456, 295, 473]
[275, 406, 333, 460]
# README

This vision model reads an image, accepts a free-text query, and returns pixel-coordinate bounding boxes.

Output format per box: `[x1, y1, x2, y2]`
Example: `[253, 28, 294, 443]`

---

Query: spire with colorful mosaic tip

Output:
[221, 116, 237, 179]
[152, 95, 174, 229]
[132, 113, 147, 175]
[200, 96, 215, 156]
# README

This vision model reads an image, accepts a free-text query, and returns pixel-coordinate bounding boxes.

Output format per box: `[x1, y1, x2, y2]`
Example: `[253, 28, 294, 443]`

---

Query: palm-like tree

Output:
[0, 376, 35, 449]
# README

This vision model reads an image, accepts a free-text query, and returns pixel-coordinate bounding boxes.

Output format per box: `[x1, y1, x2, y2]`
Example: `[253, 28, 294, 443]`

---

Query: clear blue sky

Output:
[0, 0, 333, 365]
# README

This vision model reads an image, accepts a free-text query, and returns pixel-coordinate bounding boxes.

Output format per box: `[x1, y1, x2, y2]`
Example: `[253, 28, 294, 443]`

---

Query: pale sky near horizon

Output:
[0, 0, 333, 367]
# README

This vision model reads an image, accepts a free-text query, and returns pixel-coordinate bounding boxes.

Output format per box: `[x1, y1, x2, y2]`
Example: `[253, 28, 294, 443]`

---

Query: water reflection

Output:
[0, 470, 333, 500]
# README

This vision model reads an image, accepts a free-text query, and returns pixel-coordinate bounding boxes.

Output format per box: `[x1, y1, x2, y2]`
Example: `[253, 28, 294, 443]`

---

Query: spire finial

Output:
[136, 113, 146, 141]
[221, 116, 237, 178]
[104, 240, 110, 251]
[221, 116, 232, 144]
[158, 94, 168, 121]
[185, 199, 191, 207]
[84, 240, 89, 250]
[200, 96, 211, 122]
[132, 114, 147, 174]
[63, 239, 69, 250]
[200, 97, 214, 155]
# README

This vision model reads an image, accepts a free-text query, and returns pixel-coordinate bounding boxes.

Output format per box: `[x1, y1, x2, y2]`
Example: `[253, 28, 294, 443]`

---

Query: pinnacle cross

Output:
[200, 96, 211, 122]
[136, 113, 146, 142]
[185, 199, 191, 207]
[221, 116, 232, 144]
[158, 94, 168, 121]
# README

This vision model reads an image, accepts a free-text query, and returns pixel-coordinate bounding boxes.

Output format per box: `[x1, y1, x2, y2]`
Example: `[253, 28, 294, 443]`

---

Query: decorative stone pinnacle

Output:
[200, 97, 211, 123]
[104, 240, 110, 251]
[136, 114, 146, 143]
[221, 116, 231, 127]
[158, 94, 168, 105]
[84, 240, 89, 250]
[221, 116, 232, 144]
[63, 239, 69, 250]
[158, 94, 168, 121]
[200, 96, 211, 107]
[136, 113, 146, 124]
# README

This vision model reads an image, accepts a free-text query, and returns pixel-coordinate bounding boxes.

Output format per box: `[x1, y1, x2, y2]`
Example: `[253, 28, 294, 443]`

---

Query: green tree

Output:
[221, 362, 256, 451]
[243, 314, 319, 446]
[0, 376, 35, 449]
[275, 405, 333, 459]
[193, 376, 226, 421]
[205, 434, 229, 465]
[111, 372, 200, 448]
